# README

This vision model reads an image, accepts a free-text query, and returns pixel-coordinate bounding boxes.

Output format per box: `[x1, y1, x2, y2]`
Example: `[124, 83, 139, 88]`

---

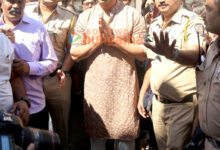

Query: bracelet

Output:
[19, 97, 31, 108]
[170, 48, 179, 60]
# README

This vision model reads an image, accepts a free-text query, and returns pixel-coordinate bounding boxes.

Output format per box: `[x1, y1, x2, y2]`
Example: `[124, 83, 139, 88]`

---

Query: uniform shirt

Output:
[0, 14, 58, 114]
[197, 37, 220, 141]
[0, 33, 14, 112]
[143, 7, 206, 102]
[25, 2, 77, 69]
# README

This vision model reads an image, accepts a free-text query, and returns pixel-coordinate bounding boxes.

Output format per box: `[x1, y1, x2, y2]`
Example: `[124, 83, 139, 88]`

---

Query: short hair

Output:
[192, 2, 205, 15]
[82, 0, 97, 4]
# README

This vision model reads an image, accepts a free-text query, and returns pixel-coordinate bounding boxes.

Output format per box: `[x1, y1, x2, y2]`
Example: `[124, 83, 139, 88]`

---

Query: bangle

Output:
[19, 97, 31, 108]
[170, 48, 179, 60]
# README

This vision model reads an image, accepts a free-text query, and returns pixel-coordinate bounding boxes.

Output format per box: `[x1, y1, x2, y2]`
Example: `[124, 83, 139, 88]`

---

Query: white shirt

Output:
[0, 33, 14, 112]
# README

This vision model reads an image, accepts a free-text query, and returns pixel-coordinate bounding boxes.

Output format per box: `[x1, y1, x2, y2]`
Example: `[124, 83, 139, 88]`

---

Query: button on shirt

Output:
[197, 38, 220, 141]
[143, 8, 206, 102]
[0, 14, 58, 114]
[25, 2, 76, 69]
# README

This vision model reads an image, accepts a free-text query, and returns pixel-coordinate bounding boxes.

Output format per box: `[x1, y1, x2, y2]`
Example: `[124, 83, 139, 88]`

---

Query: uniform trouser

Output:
[43, 74, 72, 150]
[90, 139, 135, 150]
[151, 96, 196, 150]
[205, 139, 220, 150]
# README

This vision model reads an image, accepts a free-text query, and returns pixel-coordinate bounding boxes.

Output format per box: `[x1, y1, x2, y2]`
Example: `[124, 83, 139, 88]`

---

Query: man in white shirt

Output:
[0, 28, 29, 125]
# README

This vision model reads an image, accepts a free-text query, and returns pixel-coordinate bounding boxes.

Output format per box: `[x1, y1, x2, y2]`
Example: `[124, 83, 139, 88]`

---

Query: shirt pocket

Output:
[48, 24, 68, 49]
[213, 70, 220, 88]
[0, 55, 12, 81]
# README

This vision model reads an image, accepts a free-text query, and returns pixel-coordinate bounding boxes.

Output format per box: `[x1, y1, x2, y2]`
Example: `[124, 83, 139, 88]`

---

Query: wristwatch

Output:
[170, 48, 179, 60]
[19, 97, 31, 108]
[61, 69, 69, 75]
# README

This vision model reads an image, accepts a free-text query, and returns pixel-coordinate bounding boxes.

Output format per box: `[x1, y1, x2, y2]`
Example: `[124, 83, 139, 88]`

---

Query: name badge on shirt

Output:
[194, 24, 205, 35]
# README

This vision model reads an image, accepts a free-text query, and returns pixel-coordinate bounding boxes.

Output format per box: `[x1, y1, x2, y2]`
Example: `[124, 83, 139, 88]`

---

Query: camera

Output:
[0, 109, 61, 150]
[141, 0, 155, 17]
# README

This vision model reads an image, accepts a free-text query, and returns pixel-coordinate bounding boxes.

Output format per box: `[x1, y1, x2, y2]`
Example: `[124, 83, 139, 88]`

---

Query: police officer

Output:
[141, 0, 207, 149]
[196, 0, 220, 149]
[25, 1, 77, 150]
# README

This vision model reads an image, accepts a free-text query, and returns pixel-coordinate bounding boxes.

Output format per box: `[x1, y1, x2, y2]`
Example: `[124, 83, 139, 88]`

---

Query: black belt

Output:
[155, 94, 194, 104]
[207, 136, 220, 148]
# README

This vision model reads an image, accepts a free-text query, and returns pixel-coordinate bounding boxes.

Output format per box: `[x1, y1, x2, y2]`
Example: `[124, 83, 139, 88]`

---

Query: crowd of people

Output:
[0, 0, 220, 150]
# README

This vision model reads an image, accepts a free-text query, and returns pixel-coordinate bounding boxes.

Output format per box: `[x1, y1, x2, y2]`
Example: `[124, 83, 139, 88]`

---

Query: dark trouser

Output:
[27, 107, 49, 130]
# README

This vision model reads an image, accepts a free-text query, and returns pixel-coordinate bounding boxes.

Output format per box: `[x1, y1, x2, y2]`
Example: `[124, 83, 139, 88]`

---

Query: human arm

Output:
[137, 62, 151, 118]
[70, 13, 103, 62]
[71, 43, 100, 62]
[102, 11, 147, 61]
[144, 31, 200, 66]
[57, 24, 76, 88]
[13, 27, 58, 76]
[10, 70, 29, 125]
[0, 28, 15, 43]
[0, 30, 29, 125]
[144, 18, 207, 66]
[113, 42, 147, 61]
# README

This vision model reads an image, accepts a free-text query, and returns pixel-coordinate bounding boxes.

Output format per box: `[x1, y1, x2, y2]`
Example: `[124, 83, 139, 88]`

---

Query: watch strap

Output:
[20, 97, 31, 108]
[171, 48, 179, 60]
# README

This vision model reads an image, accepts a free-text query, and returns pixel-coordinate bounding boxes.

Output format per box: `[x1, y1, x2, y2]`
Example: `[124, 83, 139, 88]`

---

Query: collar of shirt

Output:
[0, 13, 31, 30]
[32, 3, 62, 23]
[200, 37, 220, 69]
[97, 0, 122, 17]
[155, 7, 184, 29]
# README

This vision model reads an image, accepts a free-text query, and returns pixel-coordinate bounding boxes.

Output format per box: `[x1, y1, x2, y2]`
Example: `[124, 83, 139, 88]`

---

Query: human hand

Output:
[13, 58, 30, 75]
[0, 28, 15, 43]
[144, 31, 176, 59]
[137, 94, 149, 119]
[10, 101, 30, 125]
[99, 16, 115, 46]
[56, 69, 66, 89]
[27, 143, 35, 150]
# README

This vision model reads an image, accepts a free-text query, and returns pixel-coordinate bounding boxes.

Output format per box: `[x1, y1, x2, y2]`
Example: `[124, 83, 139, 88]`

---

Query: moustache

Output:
[158, 3, 168, 7]
[9, 8, 21, 15]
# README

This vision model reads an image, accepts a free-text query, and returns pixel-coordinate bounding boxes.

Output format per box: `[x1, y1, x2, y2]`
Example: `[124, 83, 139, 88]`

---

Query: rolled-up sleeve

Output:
[28, 27, 58, 76]
[131, 11, 156, 60]
[186, 16, 207, 52]
[131, 11, 146, 45]
[71, 12, 88, 51]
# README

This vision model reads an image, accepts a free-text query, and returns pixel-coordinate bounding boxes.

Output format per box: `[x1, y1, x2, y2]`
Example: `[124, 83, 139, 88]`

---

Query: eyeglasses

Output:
[83, 1, 96, 6]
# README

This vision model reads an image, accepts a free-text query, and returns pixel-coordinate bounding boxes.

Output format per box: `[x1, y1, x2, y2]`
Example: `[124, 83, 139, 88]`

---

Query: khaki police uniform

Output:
[143, 7, 206, 150]
[25, 3, 77, 150]
[197, 38, 220, 150]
